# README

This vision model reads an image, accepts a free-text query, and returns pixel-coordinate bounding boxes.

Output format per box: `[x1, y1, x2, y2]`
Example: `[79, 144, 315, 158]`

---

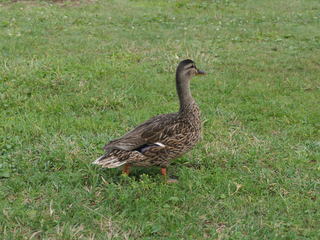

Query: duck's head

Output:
[176, 59, 206, 78]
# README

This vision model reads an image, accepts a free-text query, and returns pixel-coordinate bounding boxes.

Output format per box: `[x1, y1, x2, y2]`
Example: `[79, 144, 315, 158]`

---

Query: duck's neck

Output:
[176, 72, 194, 112]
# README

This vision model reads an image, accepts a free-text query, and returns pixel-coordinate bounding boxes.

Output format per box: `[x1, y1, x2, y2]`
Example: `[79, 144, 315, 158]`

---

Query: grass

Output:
[0, 0, 319, 239]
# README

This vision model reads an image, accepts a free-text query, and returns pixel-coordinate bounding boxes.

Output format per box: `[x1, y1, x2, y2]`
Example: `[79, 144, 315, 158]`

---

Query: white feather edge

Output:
[92, 155, 105, 164]
[154, 142, 165, 147]
[92, 156, 127, 167]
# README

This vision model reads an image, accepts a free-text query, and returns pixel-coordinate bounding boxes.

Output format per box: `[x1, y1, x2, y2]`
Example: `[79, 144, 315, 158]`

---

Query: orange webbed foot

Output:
[161, 168, 178, 183]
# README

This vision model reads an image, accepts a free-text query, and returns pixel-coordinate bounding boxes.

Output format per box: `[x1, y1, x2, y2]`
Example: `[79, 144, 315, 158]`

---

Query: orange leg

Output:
[161, 168, 178, 183]
[161, 168, 167, 176]
[122, 164, 130, 175]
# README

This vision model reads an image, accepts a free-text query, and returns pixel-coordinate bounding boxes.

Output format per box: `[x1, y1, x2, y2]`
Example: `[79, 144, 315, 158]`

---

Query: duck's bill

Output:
[196, 69, 206, 75]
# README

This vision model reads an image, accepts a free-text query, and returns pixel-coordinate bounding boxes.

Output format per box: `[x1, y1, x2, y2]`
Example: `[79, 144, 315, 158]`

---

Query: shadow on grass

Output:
[94, 165, 183, 184]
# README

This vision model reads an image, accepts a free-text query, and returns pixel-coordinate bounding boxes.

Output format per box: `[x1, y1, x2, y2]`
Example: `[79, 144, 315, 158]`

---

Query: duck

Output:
[93, 59, 206, 181]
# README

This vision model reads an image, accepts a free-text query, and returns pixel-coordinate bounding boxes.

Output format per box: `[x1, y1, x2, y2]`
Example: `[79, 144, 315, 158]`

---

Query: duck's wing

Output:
[104, 113, 177, 153]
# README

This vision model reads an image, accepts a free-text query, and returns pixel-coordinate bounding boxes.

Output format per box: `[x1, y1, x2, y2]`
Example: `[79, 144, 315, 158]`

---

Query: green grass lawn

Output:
[1, 0, 319, 239]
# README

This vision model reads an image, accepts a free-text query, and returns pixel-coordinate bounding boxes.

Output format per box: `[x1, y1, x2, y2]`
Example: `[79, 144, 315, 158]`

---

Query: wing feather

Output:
[104, 113, 177, 153]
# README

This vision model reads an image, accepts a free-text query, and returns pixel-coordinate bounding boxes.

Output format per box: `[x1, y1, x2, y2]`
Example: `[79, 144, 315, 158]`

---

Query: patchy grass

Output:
[0, 0, 319, 239]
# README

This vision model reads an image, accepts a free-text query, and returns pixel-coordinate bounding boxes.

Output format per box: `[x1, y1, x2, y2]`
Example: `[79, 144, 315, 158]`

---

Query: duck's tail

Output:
[92, 154, 127, 168]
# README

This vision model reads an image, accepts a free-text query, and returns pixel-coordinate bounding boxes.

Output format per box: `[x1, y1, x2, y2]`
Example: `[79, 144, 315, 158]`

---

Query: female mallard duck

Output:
[93, 59, 206, 180]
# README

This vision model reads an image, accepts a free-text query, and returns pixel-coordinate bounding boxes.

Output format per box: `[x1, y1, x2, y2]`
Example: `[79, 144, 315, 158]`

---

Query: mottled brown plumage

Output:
[93, 59, 206, 174]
